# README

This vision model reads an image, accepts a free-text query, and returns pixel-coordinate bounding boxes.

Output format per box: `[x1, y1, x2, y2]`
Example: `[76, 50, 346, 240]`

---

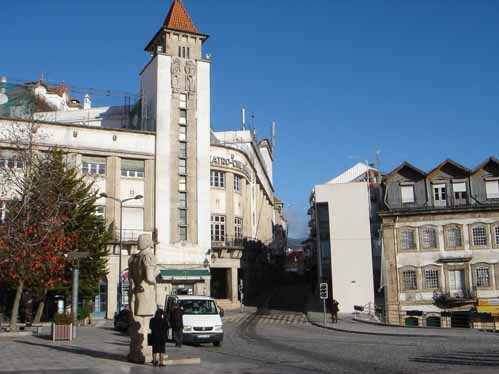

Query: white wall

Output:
[316, 182, 375, 313]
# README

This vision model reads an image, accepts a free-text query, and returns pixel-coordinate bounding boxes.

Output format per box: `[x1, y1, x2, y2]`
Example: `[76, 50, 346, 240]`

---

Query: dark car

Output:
[114, 309, 130, 332]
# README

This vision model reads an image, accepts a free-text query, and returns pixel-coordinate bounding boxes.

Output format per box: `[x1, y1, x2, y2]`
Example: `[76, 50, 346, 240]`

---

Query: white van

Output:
[164, 295, 224, 346]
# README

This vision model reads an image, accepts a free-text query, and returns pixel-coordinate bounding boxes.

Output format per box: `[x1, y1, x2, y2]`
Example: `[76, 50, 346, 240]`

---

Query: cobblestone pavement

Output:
[1, 311, 499, 373]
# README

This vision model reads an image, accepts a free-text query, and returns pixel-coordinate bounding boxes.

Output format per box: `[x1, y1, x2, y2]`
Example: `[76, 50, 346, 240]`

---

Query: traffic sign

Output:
[319, 283, 328, 300]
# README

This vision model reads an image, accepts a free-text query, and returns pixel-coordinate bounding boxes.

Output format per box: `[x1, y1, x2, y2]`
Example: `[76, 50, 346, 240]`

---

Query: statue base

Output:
[128, 315, 152, 364]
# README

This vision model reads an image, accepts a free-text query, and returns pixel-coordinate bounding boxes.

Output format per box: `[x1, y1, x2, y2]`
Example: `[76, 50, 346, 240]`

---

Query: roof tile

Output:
[163, 0, 198, 34]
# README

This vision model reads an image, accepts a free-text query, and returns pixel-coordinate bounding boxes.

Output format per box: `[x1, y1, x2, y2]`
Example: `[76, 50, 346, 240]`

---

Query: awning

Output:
[476, 305, 499, 317]
[160, 269, 211, 281]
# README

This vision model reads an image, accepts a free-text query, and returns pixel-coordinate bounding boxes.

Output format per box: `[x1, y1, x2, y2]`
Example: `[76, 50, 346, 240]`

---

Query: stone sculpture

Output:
[128, 234, 158, 364]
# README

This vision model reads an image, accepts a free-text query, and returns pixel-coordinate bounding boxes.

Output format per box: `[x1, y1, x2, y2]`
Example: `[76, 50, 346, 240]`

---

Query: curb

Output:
[0, 331, 33, 338]
[164, 357, 201, 366]
[305, 313, 445, 338]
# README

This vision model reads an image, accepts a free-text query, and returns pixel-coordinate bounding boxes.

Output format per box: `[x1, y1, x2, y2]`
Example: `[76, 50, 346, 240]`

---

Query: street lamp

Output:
[99, 192, 143, 312]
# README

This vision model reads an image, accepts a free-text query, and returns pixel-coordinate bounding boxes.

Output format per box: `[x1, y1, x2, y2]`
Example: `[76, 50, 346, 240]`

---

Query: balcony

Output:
[383, 196, 499, 215]
[433, 287, 477, 308]
[211, 235, 246, 260]
[110, 229, 153, 244]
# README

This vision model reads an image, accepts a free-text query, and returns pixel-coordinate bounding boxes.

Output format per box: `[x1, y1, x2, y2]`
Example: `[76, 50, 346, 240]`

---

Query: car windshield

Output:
[178, 299, 218, 315]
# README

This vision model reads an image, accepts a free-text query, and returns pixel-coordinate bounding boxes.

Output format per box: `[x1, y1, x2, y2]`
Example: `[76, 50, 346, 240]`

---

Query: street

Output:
[1, 285, 499, 374]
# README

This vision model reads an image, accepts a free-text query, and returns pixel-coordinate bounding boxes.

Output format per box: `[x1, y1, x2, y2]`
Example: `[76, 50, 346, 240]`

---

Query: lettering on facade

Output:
[210, 154, 252, 181]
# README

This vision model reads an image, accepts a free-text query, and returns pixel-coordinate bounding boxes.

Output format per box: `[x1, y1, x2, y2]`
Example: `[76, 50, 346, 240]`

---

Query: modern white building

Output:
[308, 163, 381, 313]
[0, 0, 286, 318]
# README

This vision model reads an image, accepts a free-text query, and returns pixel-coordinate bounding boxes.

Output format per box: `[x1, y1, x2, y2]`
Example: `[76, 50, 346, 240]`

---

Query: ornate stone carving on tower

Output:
[128, 234, 158, 364]
[171, 58, 184, 93]
[185, 60, 197, 93]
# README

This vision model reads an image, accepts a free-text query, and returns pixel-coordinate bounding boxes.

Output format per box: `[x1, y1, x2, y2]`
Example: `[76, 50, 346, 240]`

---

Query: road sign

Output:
[319, 283, 328, 300]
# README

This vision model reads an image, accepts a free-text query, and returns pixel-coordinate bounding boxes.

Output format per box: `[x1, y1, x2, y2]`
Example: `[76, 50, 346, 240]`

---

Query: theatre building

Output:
[0, 0, 286, 318]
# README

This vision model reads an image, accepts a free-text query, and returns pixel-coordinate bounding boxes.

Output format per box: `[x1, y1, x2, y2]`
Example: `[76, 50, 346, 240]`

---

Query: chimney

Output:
[83, 94, 92, 110]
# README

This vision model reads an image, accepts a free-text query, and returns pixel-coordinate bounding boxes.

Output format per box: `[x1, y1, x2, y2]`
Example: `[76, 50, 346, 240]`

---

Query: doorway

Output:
[211, 268, 228, 299]
[449, 269, 466, 298]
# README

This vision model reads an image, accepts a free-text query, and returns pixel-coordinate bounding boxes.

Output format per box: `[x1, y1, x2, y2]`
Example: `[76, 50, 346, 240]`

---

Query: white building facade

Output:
[0, 0, 286, 318]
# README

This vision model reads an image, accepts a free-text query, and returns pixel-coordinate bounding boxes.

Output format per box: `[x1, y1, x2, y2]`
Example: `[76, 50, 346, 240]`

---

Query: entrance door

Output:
[449, 270, 466, 298]
[433, 184, 447, 207]
[210, 268, 228, 299]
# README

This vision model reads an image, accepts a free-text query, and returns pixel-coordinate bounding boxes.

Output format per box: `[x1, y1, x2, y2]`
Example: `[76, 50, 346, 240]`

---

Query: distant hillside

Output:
[288, 238, 306, 249]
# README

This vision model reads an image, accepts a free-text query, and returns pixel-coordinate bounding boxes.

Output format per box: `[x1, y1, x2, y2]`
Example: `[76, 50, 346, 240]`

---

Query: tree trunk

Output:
[9, 280, 24, 331]
[33, 288, 48, 324]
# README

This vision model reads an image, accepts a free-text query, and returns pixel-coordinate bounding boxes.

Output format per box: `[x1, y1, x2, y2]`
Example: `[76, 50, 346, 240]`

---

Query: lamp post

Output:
[99, 192, 143, 312]
[65, 251, 90, 339]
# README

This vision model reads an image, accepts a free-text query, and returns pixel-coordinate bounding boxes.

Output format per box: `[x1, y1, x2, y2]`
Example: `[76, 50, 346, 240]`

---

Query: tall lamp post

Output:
[100, 192, 143, 312]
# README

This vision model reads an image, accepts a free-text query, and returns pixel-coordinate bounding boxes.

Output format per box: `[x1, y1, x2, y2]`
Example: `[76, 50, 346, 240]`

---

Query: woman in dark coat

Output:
[149, 309, 168, 366]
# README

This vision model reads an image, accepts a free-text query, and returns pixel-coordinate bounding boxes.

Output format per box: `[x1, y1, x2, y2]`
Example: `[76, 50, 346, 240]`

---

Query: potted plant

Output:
[52, 313, 73, 341]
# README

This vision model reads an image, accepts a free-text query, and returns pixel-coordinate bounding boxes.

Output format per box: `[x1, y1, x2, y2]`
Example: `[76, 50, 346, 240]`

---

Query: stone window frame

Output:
[422, 265, 441, 290]
[443, 224, 464, 251]
[443, 263, 471, 295]
[399, 266, 419, 292]
[419, 225, 439, 252]
[400, 183, 415, 204]
[397, 227, 418, 252]
[210, 170, 225, 189]
[472, 263, 494, 290]
[490, 222, 499, 249]
[469, 223, 490, 249]
[233, 174, 242, 193]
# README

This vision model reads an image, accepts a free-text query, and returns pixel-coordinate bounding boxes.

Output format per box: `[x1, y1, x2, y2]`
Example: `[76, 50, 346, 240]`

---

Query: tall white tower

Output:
[141, 0, 211, 295]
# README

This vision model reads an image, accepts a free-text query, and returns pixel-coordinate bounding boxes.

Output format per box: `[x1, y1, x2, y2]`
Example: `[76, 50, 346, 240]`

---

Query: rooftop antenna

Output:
[271, 120, 276, 148]
[241, 107, 246, 130]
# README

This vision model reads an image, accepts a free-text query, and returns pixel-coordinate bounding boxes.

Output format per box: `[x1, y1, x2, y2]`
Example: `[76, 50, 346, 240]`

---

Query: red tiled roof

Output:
[163, 0, 197, 34]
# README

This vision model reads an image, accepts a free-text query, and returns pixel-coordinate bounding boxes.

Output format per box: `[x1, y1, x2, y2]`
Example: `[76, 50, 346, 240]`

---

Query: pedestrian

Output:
[171, 302, 184, 348]
[331, 299, 339, 323]
[149, 309, 168, 367]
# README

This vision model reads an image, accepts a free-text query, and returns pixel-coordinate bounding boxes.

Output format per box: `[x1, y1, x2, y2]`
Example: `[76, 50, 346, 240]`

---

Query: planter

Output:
[52, 323, 73, 341]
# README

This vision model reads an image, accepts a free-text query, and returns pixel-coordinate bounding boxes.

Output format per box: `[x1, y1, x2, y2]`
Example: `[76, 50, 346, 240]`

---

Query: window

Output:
[95, 206, 105, 218]
[211, 215, 225, 242]
[446, 226, 462, 249]
[234, 175, 241, 192]
[0, 159, 24, 169]
[179, 125, 187, 141]
[400, 229, 416, 250]
[486, 180, 499, 199]
[179, 176, 186, 191]
[421, 227, 437, 249]
[179, 209, 187, 226]
[187, 47, 190, 59]
[453, 182, 467, 204]
[472, 226, 488, 246]
[494, 225, 499, 246]
[179, 94, 187, 109]
[82, 156, 106, 175]
[178, 159, 187, 175]
[178, 192, 187, 209]
[424, 268, 439, 289]
[121, 159, 144, 178]
[179, 227, 187, 241]
[402, 270, 417, 290]
[182, 46, 186, 58]
[178, 46, 181, 57]
[476, 266, 490, 288]
[179, 109, 187, 125]
[401, 185, 415, 204]
[433, 184, 447, 207]
[210, 170, 225, 188]
[179, 142, 187, 159]
[235, 217, 243, 239]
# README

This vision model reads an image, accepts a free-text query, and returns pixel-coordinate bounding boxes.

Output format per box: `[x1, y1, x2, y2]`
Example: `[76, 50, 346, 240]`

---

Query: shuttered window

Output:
[401, 185, 415, 203]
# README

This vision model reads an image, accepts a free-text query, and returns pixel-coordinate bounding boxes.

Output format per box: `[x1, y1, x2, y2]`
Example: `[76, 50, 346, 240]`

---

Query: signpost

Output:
[319, 283, 328, 324]
[239, 279, 244, 313]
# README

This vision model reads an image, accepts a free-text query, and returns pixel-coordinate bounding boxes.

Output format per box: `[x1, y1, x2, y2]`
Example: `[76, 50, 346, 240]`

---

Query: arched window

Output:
[445, 225, 462, 250]
[426, 316, 441, 327]
[405, 317, 419, 326]
[420, 226, 437, 249]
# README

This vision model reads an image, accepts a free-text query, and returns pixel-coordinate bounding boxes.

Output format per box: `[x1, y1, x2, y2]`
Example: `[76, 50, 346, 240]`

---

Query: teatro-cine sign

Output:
[210, 155, 252, 181]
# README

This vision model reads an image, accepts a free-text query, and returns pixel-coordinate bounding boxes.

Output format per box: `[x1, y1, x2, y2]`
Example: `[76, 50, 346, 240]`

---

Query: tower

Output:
[141, 0, 211, 294]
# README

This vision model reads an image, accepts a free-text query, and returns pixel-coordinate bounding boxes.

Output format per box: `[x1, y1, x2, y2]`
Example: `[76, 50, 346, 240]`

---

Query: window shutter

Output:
[452, 182, 466, 193]
[401, 185, 415, 203]
[486, 180, 499, 198]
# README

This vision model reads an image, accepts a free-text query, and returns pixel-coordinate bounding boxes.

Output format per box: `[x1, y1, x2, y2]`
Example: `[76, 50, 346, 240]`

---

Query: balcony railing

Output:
[211, 235, 245, 249]
[385, 196, 499, 214]
[433, 287, 477, 308]
[110, 229, 153, 243]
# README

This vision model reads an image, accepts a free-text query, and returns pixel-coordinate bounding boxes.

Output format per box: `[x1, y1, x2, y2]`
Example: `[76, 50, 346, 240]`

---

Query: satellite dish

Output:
[0, 93, 8, 105]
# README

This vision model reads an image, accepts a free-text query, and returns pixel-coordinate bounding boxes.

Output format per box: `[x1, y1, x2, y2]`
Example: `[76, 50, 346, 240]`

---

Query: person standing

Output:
[149, 309, 168, 367]
[331, 299, 339, 323]
[171, 303, 184, 348]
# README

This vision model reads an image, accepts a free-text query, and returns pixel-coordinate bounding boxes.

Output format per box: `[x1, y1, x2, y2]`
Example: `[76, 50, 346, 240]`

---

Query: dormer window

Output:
[452, 182, 467, 205]
[400, 184, 415, 204]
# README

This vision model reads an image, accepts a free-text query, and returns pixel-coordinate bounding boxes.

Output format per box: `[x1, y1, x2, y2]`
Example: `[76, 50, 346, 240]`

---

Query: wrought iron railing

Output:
[211, 235, 245, 249]
[433, 287, 477, 308]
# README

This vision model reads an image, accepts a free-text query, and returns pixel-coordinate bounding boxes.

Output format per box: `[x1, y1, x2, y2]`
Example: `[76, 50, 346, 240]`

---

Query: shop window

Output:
[426, 316, 441, 327]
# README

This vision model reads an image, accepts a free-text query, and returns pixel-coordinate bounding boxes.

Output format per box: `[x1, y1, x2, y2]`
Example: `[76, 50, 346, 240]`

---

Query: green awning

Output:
[160, 269, 211, 281]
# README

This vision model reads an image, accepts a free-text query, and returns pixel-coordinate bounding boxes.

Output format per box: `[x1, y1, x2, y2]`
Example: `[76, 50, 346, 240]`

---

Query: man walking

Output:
[171, 303, 184, 348]
[331, 299, 339, 323]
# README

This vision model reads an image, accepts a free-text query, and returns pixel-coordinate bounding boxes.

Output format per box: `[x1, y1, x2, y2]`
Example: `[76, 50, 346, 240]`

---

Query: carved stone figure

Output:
[128, 234, 158, 364]
[171, 58, 183, 92]
[185, 61, 197, 93]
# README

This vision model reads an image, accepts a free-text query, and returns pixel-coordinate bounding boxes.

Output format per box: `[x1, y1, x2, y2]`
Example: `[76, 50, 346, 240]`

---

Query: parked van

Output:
[164, 295, 224, 346]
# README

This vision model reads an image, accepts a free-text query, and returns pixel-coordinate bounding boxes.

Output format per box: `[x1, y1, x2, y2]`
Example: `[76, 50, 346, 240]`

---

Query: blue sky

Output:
[2, 1, 499, 237]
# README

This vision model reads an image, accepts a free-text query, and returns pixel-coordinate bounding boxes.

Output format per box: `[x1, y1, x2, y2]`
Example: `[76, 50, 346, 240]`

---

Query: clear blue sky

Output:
[3, 0, 499, 237]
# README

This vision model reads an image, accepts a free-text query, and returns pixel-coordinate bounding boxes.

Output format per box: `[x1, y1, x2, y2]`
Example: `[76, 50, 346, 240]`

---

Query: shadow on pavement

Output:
[15, 340, 128, 363]
[410, 350, 499, 367]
